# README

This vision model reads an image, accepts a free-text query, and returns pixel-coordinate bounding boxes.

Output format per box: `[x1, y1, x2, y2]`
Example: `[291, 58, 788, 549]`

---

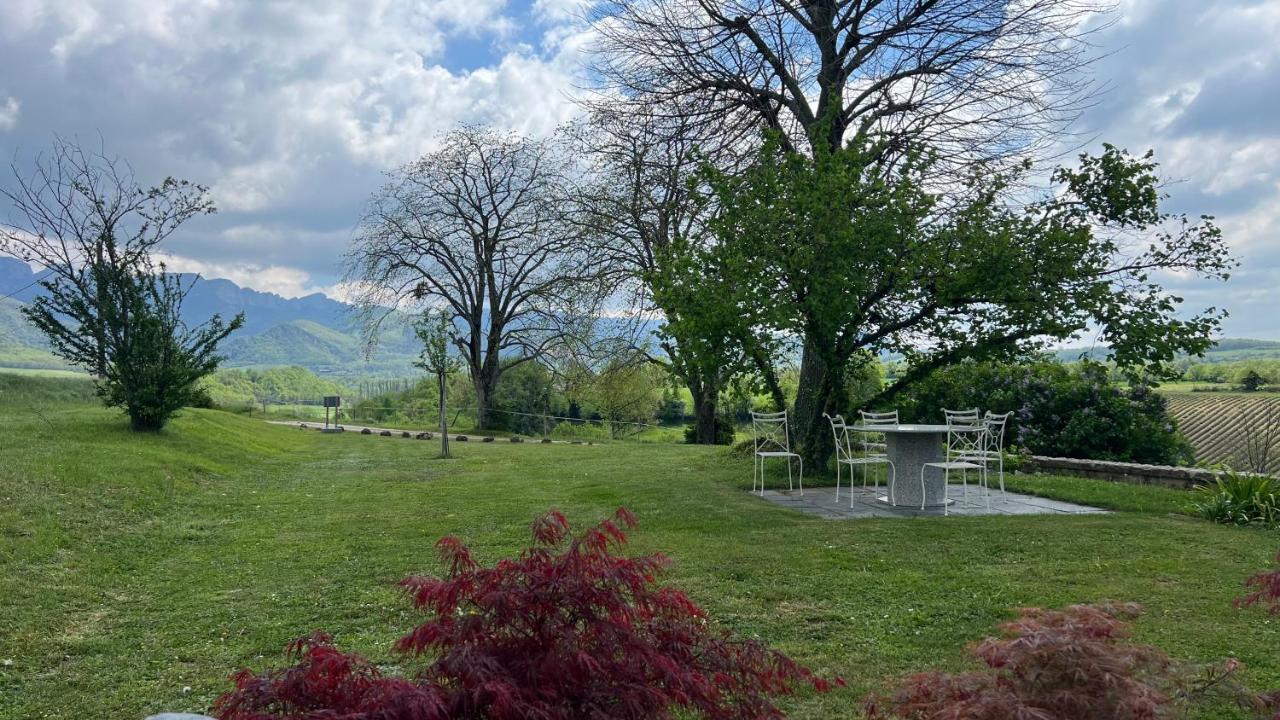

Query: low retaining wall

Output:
[1024, 456, 1219, 490]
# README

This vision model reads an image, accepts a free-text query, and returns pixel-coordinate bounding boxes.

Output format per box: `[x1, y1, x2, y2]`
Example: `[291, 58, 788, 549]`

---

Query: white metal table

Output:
[847, 423, 982, 507]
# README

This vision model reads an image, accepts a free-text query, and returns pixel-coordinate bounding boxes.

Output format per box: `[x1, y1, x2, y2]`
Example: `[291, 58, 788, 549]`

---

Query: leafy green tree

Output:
[0, 139, 242, 431]
[696, 137, 1231, 470]
[1238, 370, 1267, 393]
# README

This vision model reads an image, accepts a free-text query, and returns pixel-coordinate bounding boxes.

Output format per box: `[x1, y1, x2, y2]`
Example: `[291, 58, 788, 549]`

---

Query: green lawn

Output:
[1, 377, 1278, 719]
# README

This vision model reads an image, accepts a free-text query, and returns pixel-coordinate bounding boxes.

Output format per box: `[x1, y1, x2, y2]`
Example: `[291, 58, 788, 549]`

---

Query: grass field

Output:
[1, 374, 1278, 719]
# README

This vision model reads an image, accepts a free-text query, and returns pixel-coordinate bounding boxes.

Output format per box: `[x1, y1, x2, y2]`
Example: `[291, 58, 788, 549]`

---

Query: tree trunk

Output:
[439, 371, 451, 458]
[473, 374, 495, 430]
[684, 373, 720, 444]
[792, 342, 840, 474]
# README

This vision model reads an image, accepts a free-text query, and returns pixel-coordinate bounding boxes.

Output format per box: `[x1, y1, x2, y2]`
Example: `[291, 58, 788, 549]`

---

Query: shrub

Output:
[1238, 551, 1280, 617]
[1192, 472, 1280, 526]
[685, 415, 735, 445]
[896, 359, 1194, 465]
[864, 603, 1265, 720]
[215, 508, 832, 720]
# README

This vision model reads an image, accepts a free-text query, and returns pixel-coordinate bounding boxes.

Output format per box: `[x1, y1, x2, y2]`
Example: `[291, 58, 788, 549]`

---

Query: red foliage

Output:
[215, 508, 832, 720]
[1237, 551, 1280, 616]
[864, 603, 1264, 720]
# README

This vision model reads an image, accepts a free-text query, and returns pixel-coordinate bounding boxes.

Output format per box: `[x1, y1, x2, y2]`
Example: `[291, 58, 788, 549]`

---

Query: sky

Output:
[0, 0, 1278, 339]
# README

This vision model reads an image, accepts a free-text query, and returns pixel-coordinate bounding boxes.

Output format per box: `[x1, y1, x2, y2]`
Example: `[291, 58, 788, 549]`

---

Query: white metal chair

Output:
[943, 408, 980, 426]
[955, 411, 1012, 498]
[858, 410, 898, 453]
[825, 413, 895, 505]
[751, 410, 803, 496]
[921, 417, 987, 515]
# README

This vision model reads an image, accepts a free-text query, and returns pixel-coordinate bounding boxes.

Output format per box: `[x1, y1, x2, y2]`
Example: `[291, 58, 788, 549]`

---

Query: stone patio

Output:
[758, 483, 1107, 519]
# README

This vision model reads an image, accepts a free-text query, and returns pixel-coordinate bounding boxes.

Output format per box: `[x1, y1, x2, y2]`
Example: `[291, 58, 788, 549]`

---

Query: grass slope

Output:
[0, 376, 1277, 719]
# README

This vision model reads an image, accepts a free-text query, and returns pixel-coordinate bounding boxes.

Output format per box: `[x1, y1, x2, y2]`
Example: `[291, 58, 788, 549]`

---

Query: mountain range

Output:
[0, 256, 420, 378]
[5, 255, 1280, 379]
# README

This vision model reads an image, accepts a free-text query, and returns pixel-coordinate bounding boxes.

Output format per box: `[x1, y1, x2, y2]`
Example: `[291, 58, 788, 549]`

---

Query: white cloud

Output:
[155, 252, 326, 299]
[0, 96, 18, 130]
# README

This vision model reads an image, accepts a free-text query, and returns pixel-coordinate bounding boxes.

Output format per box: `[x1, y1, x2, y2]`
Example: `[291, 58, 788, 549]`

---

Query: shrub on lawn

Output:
[863, 603, 1267, 720]
[1192, 472, 1280, 526]
[895, 359, 1194, 465]
[214, 508, 833, 720]
[1238, 551, 1280, 617]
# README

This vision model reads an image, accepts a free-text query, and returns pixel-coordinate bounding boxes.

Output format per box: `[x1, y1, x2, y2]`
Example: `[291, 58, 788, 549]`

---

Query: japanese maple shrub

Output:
[864, 603, 1265, 720]
[1238, 551, 1280, 616]
[215, 508, 832, 720]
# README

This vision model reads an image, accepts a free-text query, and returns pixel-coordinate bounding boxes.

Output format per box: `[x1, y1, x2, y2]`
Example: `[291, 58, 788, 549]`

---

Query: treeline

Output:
[1176, 359, 1280, 390]
[201, 367, 349, 410]
[348, 359, 674, 439]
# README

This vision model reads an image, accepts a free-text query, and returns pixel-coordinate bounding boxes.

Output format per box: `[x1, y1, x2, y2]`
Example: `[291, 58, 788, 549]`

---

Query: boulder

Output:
[402, 431, 412, 438]
[482, 436, 495, 443]
[416, 432, 433, 440]
[379, 430, 392, 437]
[360, 428, 372, 435]
[510, 436, 523, 443]
[455, 435, 469, 441]
[540, 438, 552, 444]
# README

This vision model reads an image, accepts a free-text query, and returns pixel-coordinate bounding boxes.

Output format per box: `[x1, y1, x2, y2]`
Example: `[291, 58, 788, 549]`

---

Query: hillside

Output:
[0, 257, 420, 378]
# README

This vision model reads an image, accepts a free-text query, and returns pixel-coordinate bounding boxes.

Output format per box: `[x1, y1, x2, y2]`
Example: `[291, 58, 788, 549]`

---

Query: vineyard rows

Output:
[1164, 392, 1280, 475]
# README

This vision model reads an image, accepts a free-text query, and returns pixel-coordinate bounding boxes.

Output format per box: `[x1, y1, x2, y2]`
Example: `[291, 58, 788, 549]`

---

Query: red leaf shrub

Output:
[215, 508, 832, 720]
[864, 603, 1265, 720]
[1237, 551, 1280, 616]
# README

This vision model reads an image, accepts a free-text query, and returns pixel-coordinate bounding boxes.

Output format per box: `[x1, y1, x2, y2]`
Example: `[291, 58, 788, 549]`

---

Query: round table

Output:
[846, 424, 978, 507]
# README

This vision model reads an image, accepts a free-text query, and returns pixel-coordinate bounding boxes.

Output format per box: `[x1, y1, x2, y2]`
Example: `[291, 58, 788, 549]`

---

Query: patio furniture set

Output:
[750, 408, 1013, 515]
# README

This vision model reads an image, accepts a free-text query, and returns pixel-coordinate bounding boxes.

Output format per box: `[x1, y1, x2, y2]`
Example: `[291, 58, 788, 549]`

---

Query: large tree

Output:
[589, 0, 1099, 161]
[347, 126, 607, 428]
[0, 139, 243, 431]
[571, 109, 780, 443]
[696, 138, 1232, 469]
[586, 0, 1197, 466]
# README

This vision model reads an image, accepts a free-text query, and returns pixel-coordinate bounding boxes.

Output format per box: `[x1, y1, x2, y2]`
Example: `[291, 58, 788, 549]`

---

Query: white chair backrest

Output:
[751, 410, 793, 454]
[859, 410, 898, 427]
[824, 413, 854, 462]
[983, 410, 1012, 451]
[944, 408, 980, 427]
[945, 414, 985, 459]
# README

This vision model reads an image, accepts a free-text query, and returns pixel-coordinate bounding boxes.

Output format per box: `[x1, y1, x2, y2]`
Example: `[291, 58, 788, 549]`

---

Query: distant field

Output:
[0, 367, 87, 379]
[1165, 391, 1280, 474]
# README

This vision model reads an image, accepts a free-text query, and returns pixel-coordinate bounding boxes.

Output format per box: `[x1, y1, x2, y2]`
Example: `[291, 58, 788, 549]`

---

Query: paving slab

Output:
[757, 484, 1106, 519]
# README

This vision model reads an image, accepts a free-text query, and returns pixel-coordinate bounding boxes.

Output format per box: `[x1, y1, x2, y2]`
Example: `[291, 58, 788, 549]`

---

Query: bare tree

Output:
[347, 126, 608, 428]
[1235, 401, 1280, 476]
[589, 0, 1104, 161]
[0, 137, 243, 431]
[568, 110, 733, 443]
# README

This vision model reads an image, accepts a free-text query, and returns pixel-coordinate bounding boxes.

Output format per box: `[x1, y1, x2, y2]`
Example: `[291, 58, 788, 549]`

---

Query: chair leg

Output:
[835, 461, 841, 503]
[943, 467, 950, 516]
[888, 461, 897, 506]
[920, 465, 927, 511]
[787, 457, 794, 492]
[999, 455, 1006, 497]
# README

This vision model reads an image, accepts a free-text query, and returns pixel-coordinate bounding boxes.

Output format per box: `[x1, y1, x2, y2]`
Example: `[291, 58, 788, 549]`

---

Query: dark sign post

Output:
[322, 395, 343, 433]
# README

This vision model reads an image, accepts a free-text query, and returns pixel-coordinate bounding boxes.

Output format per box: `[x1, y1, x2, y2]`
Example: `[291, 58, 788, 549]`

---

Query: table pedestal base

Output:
[877, 494, 953, 507]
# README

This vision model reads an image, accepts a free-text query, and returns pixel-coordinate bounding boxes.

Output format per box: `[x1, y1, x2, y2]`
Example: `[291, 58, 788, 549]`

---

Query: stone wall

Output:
[1024, 455, 1219, 490]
